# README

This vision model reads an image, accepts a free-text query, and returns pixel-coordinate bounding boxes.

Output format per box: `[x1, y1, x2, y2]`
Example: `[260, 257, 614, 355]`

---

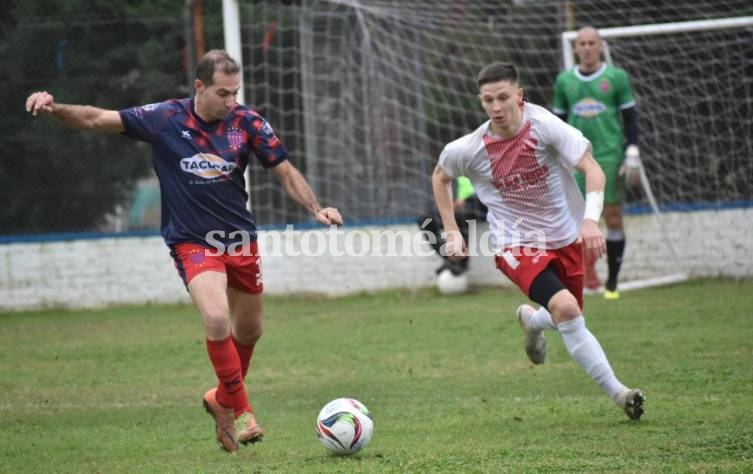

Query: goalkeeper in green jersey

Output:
[552, 26, 641, 300]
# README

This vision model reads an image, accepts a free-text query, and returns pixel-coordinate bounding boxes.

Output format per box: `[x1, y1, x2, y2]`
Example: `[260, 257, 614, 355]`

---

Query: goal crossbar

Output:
[561, 16, 753, 69]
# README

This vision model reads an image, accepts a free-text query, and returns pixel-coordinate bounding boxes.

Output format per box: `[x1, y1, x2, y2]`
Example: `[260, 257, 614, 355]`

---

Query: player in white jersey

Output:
[432, 62, 644, 420]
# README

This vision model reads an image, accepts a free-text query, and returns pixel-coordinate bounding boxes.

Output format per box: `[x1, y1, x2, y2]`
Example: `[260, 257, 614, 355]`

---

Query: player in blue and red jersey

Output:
[26, 50, 342, 452]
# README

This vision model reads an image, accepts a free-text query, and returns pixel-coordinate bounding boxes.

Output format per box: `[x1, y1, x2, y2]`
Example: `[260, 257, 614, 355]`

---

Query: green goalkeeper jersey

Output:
[552, 63, 635, 164]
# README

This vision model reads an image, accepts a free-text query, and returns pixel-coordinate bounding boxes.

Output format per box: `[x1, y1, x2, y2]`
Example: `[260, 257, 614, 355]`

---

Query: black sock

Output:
[606, 238, 626, 291]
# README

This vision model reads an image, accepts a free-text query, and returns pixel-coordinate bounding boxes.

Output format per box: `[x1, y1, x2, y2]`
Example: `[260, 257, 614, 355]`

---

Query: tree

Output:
[0, 0, 196, 235]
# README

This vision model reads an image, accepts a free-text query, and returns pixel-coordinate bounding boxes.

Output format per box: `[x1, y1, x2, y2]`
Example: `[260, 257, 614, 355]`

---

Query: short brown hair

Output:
[477, 62, 519, 88]
[195, 49, 240, 86]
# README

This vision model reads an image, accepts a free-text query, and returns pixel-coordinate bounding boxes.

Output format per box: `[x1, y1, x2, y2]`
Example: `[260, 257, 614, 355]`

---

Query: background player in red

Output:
[432, 62, 644, 420]
[26, 50, 342, 451]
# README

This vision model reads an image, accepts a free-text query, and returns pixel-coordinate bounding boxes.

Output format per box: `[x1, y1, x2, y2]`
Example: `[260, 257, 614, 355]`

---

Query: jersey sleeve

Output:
[246, 115, 288, 168]
[437, 140, 466, 179]
[119, 101, 172, 143]
[543, 111, 591, 171]
[615, 68, 636, 110]
[551, 72, 568, 116]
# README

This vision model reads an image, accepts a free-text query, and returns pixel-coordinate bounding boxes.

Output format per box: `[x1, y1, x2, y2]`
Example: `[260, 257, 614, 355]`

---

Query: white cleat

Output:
[614, 388, 646, 420]
[516, 304, 547, 365]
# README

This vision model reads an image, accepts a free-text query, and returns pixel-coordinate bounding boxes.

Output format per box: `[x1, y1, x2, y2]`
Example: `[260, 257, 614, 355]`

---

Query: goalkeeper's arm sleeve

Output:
[621, 106, 638, 147]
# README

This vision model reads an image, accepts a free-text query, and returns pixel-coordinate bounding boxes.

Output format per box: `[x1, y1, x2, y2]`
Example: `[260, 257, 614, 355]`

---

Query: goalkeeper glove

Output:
[619, 144, 642, 187]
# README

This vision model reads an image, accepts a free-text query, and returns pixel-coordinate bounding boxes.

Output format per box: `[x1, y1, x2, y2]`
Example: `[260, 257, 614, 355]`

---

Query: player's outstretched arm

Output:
[25, 91, 124, 133]
[576, 151, 606, 260]
[432, 165, 467, 260]
[271, 160, 342, 226]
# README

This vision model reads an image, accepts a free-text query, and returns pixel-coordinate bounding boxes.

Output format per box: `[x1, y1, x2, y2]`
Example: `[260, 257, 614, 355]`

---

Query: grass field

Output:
[1, 279, 752, 473]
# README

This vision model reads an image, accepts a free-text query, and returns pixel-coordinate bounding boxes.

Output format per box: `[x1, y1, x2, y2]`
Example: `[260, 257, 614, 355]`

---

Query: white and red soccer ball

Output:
[315, 398, 374, 455]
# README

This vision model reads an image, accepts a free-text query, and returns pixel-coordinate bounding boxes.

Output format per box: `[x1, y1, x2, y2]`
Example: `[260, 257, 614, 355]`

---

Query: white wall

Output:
[1, 207, 750, 312]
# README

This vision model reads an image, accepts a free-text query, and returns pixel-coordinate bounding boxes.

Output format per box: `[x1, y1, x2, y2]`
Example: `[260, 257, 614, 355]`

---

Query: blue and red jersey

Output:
[119, 98, 287, 247]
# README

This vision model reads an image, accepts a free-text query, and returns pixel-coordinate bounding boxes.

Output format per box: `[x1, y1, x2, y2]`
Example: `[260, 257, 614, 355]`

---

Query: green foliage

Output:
[1, 279, 752, 472]
[0, 1, 211, 235]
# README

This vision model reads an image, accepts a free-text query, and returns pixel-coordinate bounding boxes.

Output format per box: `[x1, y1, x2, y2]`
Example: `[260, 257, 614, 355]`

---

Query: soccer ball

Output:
[316, 398, 374, 455]
[436, 268, 469, 295]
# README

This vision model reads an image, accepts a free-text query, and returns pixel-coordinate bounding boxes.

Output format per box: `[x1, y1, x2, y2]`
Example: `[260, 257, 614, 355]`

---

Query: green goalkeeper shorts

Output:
[575, 160, 626, 205]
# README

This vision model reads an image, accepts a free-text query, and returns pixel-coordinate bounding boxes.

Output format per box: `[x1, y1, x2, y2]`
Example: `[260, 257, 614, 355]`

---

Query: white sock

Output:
[529, 307, 557, 331]
[558, 316, 627, 399]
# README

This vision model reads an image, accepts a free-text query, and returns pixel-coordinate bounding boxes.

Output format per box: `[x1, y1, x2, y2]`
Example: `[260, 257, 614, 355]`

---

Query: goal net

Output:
[237, 0, 753, 280]
[559, 15, 753, 283]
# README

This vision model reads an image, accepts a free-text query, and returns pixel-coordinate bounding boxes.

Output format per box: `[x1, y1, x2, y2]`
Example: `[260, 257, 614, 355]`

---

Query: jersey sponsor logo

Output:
[491, 164, 550, 191]
[572, 98, 607, 118]
[485, 122, 549, 193]
[180, 153, 237, 179]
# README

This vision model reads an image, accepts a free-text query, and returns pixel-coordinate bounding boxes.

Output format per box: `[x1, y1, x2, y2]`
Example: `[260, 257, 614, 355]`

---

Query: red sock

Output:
[231, 336, 255, 379]
[206, 337, 251, 417]
[232, 336, 256, 413]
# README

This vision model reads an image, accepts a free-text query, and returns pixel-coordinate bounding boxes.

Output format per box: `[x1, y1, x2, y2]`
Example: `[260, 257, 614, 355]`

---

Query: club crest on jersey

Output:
[572, 98, 607, 118]
[181, 153, 236, 179]
[227, 127, 245, 150]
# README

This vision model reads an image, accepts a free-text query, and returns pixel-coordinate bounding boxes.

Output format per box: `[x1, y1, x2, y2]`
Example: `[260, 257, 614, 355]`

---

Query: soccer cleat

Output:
[603, 290, 620, 300]
[615, 388, 646, 420]
[516, 304, 547, 365]
[203, 388, 239, 452]
[236, 411, 265, 445]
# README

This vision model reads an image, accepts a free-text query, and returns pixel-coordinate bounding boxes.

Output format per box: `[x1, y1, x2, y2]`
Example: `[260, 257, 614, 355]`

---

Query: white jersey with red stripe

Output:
[438, 102, 591, 250]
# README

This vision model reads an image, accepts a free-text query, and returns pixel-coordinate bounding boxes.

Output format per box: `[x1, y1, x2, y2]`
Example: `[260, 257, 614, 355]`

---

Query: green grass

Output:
[1, 279, 752, 473]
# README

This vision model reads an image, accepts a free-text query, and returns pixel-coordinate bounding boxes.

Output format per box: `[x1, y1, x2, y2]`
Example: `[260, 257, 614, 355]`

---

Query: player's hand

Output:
[577, 219, 606, 260]
[619, 144, 642, 187]
[25, 91, 56, 116]
[314, 207, 343, 226]
[444, 230, 468, 261]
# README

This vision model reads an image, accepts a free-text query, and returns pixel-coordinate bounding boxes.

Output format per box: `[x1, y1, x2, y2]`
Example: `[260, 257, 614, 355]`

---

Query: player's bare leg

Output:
[190, 271, 248, 451]
[548, 289, 645, 420]
[191, 271, 234, 340]
[228, 288, 265, 444]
